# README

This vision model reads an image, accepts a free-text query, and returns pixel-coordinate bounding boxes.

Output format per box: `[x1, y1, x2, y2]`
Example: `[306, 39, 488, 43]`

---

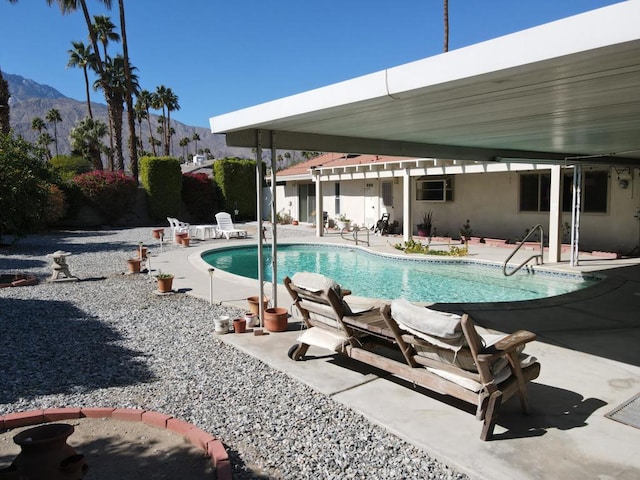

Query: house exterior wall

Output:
[275, 167, 640, 253]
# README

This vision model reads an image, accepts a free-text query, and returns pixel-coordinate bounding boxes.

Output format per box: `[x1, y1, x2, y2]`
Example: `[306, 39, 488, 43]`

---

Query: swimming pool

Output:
[202, 244, 599, 303]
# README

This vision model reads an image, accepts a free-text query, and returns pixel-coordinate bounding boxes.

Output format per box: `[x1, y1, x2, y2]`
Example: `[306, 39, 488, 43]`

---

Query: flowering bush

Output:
[182, 172, 217, 221]
[70, 170, 137, 223]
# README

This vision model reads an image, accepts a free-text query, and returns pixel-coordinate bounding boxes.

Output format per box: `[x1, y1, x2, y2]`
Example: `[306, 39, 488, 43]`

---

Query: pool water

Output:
[202, 244, 599, 303]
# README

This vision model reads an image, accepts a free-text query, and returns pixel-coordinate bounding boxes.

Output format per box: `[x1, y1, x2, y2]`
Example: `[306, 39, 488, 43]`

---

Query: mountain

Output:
[4, 72, 254, 164]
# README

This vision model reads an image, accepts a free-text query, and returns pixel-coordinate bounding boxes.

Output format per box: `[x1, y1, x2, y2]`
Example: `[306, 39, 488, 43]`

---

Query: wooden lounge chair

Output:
[284, 273, 541, 441]
[214, 212, 248, 239]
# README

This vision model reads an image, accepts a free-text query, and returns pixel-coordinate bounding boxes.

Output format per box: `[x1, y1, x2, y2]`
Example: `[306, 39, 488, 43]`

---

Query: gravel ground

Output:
[0, 227, 469, 479]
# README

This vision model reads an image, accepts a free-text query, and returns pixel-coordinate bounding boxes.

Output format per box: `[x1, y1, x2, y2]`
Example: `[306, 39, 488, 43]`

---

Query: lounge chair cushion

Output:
[291, 272, 353, 315]
[391, 298, 462, 340]
[297, 327, 349, 352]
[427, 353, 538, 392]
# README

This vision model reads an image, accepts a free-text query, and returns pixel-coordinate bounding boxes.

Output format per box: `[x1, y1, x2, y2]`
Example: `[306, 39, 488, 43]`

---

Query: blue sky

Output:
[0, 0, 622, 128]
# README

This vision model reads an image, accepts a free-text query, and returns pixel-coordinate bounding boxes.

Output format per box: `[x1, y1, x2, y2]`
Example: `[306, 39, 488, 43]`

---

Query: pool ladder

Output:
[340, 225, 370, 246]
[503, 224, 544, 276]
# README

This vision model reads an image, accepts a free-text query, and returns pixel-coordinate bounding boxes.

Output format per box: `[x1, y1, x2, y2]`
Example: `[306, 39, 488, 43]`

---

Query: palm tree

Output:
[179, 136, 190, 162]
[444, 0, 449, 52]
[117, 0, 138, 181]
[36, 132, 54, 160]
[92, 14, 119, 61]
[153, 85, 180, 156]
[45, 108, 62, 157]
[192, 131, 200, 155]
[136, 89, 156, 155]
[0, 70, 10, 135]
[67, 41, 95, 118]
[134, 102, 147, 153]
[31, 117, 46, 142]
[70, 116, 107, 169]
[94, 54, 139, 171]
[151, 86, 167, 154]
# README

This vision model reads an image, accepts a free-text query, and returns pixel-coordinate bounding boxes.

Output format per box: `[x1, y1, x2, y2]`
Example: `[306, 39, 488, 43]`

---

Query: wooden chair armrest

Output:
[481, 330, 536, 355]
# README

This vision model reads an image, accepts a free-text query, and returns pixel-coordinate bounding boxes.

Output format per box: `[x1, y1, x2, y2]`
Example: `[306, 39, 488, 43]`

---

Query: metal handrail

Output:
[502, 224, 544, 276]
[340, 225, 370, 246]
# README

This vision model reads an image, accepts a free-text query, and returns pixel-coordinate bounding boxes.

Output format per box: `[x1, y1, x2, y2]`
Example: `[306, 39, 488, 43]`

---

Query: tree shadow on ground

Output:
[0, 297, 156, 404]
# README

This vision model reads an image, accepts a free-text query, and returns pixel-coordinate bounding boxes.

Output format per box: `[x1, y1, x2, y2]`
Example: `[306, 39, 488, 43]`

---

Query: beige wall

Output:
[275, 167, 640, 253]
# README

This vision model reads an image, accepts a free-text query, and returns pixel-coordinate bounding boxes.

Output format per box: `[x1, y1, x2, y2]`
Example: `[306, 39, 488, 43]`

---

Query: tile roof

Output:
[276, 153, 413, 177]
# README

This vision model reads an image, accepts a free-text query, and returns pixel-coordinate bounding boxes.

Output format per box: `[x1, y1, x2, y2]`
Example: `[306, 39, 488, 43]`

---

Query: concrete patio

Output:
[152, 223, 640, 479]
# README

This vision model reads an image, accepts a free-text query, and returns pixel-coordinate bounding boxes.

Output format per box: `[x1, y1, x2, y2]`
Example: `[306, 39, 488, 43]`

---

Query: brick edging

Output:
[0, 407, 230, 480]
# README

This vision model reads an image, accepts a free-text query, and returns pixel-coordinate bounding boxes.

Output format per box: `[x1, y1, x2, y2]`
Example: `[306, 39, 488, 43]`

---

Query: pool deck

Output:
[153, 224, 640, 479]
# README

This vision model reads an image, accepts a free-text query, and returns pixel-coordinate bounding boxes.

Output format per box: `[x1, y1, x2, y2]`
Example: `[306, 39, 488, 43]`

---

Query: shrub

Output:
[70, 170, 137, 223]
[182, 172, 217, 221]
[45, 184, 68, 226]
[140, 156, 182, 220]
[0, 134, 50, 241]
[213, 157, 258, 220]
[49, 155, 92, 182]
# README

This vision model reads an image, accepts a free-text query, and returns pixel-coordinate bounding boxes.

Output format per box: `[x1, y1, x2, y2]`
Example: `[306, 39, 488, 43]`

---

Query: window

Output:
[381, 182, 393, 206]
[521, 169, 608, 213]
[562, 170, 608, 213]
[416, 177, 454, 201]
[520, 173, 550, 212]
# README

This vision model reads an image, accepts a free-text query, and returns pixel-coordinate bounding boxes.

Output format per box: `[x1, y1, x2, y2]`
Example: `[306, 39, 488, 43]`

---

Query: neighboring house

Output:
[270, 152, 639, 255]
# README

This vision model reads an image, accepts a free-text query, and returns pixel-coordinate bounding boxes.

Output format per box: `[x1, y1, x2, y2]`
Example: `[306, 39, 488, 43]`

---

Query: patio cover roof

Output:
[210, 1, 640, 167]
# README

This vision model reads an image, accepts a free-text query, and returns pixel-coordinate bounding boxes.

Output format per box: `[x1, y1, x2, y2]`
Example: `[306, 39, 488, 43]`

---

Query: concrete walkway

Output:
[153, 224, 640, 480]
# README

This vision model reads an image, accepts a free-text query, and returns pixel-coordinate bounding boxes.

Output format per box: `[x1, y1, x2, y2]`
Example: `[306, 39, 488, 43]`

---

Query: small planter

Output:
[292, 220, 299, 226]
[214, 316, 229, 334]
[152, 228, 165, 239]
[175, 232, 188, 244]
[233, 318, 247, 333]
[246, 296, 269, 317]
[135, 247, 148, 259]
[244, 312, 258, 328]
[180, 237, 190, 247]
[336, 221, 351, 230]
[264, 307, 289, 332]
[127, 258, 142, 273]
[156, 275, 174, 293]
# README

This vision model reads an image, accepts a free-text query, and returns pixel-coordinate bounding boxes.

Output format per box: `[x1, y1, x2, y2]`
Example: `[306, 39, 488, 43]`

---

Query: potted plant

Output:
[156, 272, 174, 293]
[459, 219, 473, 243]
[127, 258, 142, 273]
[417, 210, 434, 237]
[336, 213, 351, 230]
[264, 307, 289, 332]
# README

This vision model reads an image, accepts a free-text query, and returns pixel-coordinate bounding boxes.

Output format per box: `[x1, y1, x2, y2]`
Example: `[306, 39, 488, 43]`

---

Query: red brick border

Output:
[0, 407, 230, 480]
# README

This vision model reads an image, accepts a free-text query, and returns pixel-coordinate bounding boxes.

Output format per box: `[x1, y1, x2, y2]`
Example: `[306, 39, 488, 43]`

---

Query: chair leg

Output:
[508, 352, 531, 414]
[480, 391, 502, 441]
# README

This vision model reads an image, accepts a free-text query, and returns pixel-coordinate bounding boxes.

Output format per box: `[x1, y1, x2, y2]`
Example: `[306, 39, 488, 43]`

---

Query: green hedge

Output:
[213, 157, 260, 220]
[140, 156, 182, 220]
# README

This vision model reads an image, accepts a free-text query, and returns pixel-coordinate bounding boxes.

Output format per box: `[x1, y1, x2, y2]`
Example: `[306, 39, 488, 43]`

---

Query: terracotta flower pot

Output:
[135, 247, 148, 259]
[180, 237, 190, 247]
[233, 318, 247, 333]
[264, 307, 289, 332]
[152, 228, 164, 239]
[127, 258, 141, 273]
[156, 276, 174, 293]
[175, 232, 188, 244]
[246, 296, 269, 316]
[11, 423, 88, 479]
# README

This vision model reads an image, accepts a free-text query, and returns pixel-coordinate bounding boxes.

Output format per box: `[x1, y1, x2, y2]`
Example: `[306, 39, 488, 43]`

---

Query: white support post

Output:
[270, 136, 278, 308]
[548, 165, 562, 262]
[315, 171, 323, 237]
[256, 131, 265, 326]
[570, 166, 582, 266]
[402, 169, 411, 243]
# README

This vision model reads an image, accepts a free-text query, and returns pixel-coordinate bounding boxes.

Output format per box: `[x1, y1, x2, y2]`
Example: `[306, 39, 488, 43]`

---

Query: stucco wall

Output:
[276, 167, 640, 253]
